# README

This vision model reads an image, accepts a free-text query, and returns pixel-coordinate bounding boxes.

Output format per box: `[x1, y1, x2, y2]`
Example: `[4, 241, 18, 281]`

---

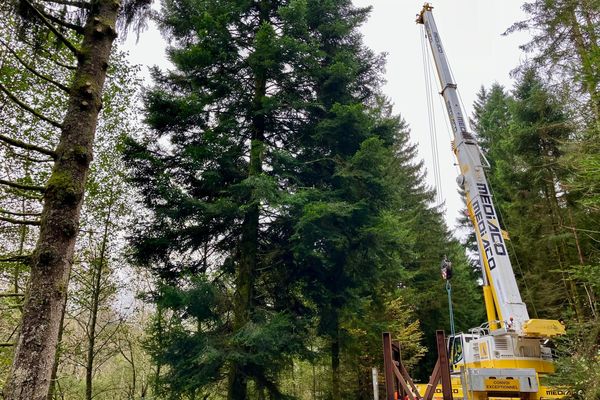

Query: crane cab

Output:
[448, 333, 479, 371]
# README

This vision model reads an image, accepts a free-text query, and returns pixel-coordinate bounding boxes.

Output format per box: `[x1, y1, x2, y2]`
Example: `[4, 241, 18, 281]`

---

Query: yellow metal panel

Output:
[464, 358, 555, 374]
[523, 319, 566, 337]
[414, 382, 569, 399]
[415, 381, 463, 399]
[482, 286, 498, 329]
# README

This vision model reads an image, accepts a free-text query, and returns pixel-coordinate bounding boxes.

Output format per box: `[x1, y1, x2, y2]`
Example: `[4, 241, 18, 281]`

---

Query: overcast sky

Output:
[123, 1, 531, 234]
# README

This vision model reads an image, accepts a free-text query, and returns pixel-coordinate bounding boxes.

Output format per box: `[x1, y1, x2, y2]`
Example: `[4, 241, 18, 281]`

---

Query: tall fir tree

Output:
[506, 0, 600, 122]
[125, 0, 394, 397]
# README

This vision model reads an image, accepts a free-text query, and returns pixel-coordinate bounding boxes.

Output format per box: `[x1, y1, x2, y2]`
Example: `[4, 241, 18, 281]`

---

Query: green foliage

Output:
[506, 0, 600, 122]
[562, 133, 600, 212]
[548, 317, 600, 400]
[340, 294, 426, 399]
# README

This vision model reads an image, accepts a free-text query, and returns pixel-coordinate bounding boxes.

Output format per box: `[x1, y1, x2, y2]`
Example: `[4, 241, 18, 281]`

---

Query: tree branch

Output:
[0, 293, 25, 298]
[41, 0, 91, 9]
[0, 38, 71, 94]
[0, 133, 57, 159]
[53, 57, 77, 71]
[0, 208, 41, 217]
[0, 179, 45, 192]
[38, 6, 85, 34]
[0, 255, 32, 264]
[20, 0, 81, 56]
[11, 152, 55, 163]
[3, 23, 77, 70]
[0, 82, 63, 129]
[0, 216, 40, 225]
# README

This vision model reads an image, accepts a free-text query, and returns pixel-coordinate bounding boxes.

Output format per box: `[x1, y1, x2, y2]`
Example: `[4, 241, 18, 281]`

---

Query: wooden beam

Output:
[436, 330, 453, 400]
[393, 364, 416, 400]
[423, 359, 440, 400]
[399, 358, 422, 398]
[382, 333, 396, 400]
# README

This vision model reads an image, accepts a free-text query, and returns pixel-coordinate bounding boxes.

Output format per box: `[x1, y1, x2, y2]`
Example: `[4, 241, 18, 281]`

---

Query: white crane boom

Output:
[417, 4, 530, 333]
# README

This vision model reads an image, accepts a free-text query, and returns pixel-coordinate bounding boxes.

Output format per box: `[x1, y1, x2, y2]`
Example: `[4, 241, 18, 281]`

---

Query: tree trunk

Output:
[3, 1, 119, 398]
[227, 3, 268, 399]
[85, 201, 112, 400]
[227, 93, 265, 400]
[153, 305, 163, 396]
[331, 332, 341, 399]
[47, 269, 71, 400]
[130, 352, 137, 400]
[566, 207, 597, 318]
[312, 355, 316, 400]
[544, 181, 584, 321]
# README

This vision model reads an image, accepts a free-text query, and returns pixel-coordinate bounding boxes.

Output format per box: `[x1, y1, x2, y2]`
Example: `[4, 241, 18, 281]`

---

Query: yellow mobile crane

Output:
[412, 4, 566, 400]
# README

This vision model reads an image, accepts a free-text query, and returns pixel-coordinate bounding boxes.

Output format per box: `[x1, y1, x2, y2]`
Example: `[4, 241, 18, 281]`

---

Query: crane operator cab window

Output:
[448, 334, 477, 370]
[448, 335, 463, 367]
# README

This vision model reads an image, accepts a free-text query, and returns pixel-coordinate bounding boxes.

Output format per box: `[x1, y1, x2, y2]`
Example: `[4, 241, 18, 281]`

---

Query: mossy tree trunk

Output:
[46, 270, 69, 400]
[4, 1, 120, 398]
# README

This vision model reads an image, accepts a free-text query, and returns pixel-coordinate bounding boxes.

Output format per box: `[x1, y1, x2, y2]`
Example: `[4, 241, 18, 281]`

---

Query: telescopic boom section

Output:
[417, 4, 564, 337]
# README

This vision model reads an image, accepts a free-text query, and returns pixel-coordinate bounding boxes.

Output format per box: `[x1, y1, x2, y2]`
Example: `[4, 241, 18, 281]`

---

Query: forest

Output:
[0, 0, 598, 399]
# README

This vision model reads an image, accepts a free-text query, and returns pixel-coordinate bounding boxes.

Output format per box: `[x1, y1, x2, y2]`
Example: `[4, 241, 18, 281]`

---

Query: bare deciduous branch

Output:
[0, 179, 45, 192]
[0, 82, 63, 129]
[10, 152, 55, 163]
[0, 208, 41, 217]
[0, 38, 71, 94]
[53, 58, 77, 71]
[41, 0, 91, 9]
[0, 216, 41, 225]
[20, 0, 81, 56]
[0, 255, 32, 264]
[0, 133, 57, 159]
